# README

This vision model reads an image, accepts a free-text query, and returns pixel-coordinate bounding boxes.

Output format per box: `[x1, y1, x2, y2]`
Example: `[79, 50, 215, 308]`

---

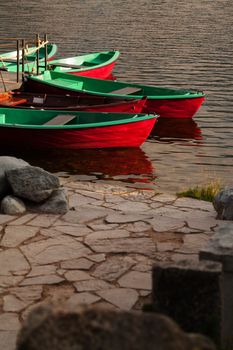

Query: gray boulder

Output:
[1, 195, 26, 215]
[0, 156, 29, 197]
[213, 187, 233, 220]
[27, 188, 69, 214]
[6, 166, 60, 203]
[16, 304, 216, 350]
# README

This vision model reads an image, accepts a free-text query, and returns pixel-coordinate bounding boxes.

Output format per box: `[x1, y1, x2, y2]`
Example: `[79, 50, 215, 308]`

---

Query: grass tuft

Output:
[177, 181, 222, 202]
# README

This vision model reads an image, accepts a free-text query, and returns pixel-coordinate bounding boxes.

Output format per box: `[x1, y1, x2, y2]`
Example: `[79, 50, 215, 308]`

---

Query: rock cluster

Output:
[16, 304, 216, 350]
[0, 156, 68, 215]
[213, 187, 233, 220]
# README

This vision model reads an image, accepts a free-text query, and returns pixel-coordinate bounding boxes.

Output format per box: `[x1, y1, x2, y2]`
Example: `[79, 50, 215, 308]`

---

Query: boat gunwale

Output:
[0, 111, 157, 130]
[0, 43, 57, 62]
[28, 72, 205, 100]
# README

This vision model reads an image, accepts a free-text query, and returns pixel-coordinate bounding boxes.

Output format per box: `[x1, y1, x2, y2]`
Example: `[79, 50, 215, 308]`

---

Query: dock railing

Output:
[0, 33, 48, 92]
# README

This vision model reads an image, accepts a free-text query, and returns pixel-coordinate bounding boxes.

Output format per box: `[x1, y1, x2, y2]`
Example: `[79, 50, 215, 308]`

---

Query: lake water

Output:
[0, 0, 232, 192]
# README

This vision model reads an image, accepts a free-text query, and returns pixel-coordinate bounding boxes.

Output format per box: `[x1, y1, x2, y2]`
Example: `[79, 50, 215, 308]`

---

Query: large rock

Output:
[16, 305, 216, 350]
[213, 187, 233, 220]
[152, 260, 222, 346]
[6, 166, 60, 203]
[27, 188, 69, 214]
[0, 156, 29, 197]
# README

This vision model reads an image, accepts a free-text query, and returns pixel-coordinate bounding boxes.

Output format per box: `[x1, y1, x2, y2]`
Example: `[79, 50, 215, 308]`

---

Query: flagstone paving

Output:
[0, 179, 221, 349]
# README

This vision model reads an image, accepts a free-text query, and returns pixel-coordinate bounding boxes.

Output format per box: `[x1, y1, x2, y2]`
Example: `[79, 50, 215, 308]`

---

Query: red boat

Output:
[0, 92, 147, 113]
[22, 71, 205, 119]
[0, 108, 157, 150]
[48, 50, 120, 79]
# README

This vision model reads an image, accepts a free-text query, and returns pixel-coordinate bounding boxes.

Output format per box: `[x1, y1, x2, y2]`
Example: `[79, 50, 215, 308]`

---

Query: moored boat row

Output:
[0, 41, 205, 150]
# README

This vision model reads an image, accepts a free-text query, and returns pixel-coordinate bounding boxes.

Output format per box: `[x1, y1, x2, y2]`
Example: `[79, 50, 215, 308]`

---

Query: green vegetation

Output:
[177, 181, 222, 202]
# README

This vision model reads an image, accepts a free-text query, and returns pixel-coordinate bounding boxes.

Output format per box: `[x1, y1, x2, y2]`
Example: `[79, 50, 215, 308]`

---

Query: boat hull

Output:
[23, 78, 204, 119]
[0, 118, 156, 150]
[145, 96, 205, 119]
[69, 61, 117, 79]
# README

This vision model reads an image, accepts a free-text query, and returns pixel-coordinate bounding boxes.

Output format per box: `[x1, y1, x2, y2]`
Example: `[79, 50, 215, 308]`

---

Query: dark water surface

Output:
[0, 0, 232, 192]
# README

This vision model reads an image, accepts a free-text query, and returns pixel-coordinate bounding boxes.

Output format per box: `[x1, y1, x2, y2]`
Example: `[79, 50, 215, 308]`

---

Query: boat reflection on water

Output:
[150, 117, 202, 141]
[0, 147, 156, 188]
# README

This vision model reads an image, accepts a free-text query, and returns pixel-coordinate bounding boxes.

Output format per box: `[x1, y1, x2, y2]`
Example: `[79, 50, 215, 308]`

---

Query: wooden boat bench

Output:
[49, 62, 83, 69]
[44, 114, 77, 126]
[109, 87, 142, 95]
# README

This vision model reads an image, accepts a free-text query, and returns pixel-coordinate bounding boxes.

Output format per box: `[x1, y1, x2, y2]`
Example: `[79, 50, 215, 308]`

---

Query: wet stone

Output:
[64, 270, 94, 282]
[27, 265, 57, 277]
[20, 275, 64, 286]
[75, 189, 105, 201]
[85, 229, 130, 242]
[74, 279, 113, 292]
[87, 223, 119, 231]
[0, 313, 20, 331]
[61, 205, 114, 224]
[8, 213, 37, 225]
[111, 201, 151, 212]
[69, 193, 94, 207]
[177, 234, 211, 255]
[171, 253, 199, 263]
[61, 258, 94, 270]
[66, 292, 101, 308]
[88, 254, 106, 263]
[187, 217, 219, 231]
[1, 225, 39, 247]
[0, 330, 18, 350]
[150, 215, 185, 232]
[3, 294, 29, 312]
[0, 214, 16, 225]
[118, 271, 152, 290]
[122, 221, 152, 232]
[21, 235, 92, 265]
[10, 285, 43, 303]
[97, 288, 138, 310]
[0, 275, 24, 288]
[150, 206, 189, 219]
[105, 213, 153, 224]
[27, 214, 59, 227]
[0, 248, 30, 275]
[174, 197, 214, 211]
[52, 224, 92, 237]
[152, 193, 177, 203]
[157, 241, 183, 253]
[85, 237, 156, 256]
[92, 256, 135, 282]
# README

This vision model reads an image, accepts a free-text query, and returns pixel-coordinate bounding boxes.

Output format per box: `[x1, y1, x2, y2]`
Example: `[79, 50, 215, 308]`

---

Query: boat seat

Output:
[44, 114, 77, 126]
[0, 98, 27, 106]
[109, 87, 141, 95]
[49, 62, 83, 69]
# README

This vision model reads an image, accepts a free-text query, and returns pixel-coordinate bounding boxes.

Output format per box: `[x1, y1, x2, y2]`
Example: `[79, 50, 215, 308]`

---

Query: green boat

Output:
[23, 70, 205, 118]
[0, 43, 58, 73]
[0, 49, 119, 79]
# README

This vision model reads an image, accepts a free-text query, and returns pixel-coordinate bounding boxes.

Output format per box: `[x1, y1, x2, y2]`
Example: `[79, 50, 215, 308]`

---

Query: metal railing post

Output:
[21, 39, 25, 80]
[16, 39, 20, 82]
[36, 33, 40, 75]
[44, 33, 48, 71]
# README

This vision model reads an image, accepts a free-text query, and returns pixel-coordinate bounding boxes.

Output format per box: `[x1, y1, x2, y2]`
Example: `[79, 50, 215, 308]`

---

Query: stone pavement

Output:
[0, 178, 221, 350]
